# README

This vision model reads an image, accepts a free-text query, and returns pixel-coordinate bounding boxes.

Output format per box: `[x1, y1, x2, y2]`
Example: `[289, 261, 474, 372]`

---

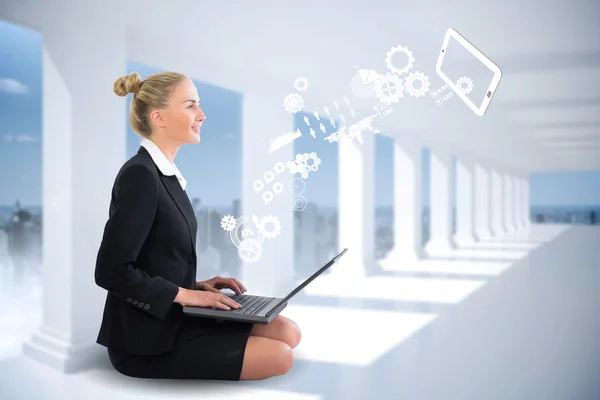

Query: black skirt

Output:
[108, 316, 254, 381]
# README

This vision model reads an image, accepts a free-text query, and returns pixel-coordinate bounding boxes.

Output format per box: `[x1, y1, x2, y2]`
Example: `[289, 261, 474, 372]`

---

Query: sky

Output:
[1, 20, 600, 209]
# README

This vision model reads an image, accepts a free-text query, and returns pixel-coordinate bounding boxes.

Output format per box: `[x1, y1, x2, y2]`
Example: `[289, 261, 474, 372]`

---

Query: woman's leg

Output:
[249, 315, 302, 349]
[239, 336, 294, 380]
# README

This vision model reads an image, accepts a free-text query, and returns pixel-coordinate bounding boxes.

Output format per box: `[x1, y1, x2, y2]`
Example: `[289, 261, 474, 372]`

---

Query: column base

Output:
[505, 223, 517, 233]
[381, 247, 426, 265]
[22, 324, 103, 374]
[475, 229, 494, 241]
[328, 258, 369, 278]
[424, 238, 457, 255]
[453, 232, 478, 247]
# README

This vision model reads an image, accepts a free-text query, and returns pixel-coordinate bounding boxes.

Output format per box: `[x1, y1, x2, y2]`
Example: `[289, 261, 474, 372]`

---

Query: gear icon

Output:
[293, 77, 308, 92]
[385, 45, 415, 75]
[257, 215, 282, 239]
[237, 238, 263, 263]
[404, 71, 431, 97]
[456, 77, 473, 94]
[283, 93, 304, 113]
[373, 73, 404, 104]
[289, 177, 306, 194]
[220, 215, 237, 231]
[292, 194, 307, 212]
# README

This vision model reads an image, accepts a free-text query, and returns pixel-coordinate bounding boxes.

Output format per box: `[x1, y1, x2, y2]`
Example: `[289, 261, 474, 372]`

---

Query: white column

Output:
[474, 161, 493, 240]
[503, 172, 516, 232]
[523, 175, 531, 226]
[21, 11, 127, 372]
[515, 174, 527, 229]
[513, 174, 522, 229]
[382, 135, 425, 263]
[454, 156, 477, 245]
[334, 126, 375, 277]
[425, 149, 456, 253]
[241, 88, 295, 296]
[490, 167, 505, 236]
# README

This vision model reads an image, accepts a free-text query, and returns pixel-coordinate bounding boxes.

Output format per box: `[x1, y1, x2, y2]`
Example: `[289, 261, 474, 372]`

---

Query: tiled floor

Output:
[1, 224, 599, 400]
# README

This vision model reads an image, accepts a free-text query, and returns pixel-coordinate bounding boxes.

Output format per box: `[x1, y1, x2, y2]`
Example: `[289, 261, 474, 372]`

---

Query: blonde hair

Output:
[113, 71, 188, 138]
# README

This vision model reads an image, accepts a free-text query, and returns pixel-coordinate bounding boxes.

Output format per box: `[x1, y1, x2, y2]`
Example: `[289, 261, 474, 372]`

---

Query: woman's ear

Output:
[150, 109, 166, 129]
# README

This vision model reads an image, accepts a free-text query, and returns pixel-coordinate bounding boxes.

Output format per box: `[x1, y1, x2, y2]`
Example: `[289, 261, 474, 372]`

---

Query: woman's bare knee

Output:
[240, 336, 294, 381]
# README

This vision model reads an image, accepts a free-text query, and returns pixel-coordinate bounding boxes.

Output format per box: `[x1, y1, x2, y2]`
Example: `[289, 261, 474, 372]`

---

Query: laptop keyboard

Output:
[227, 294, 274, 315]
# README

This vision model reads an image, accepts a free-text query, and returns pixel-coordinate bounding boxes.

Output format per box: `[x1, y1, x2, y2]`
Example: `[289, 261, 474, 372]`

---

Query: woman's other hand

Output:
[197, 276, 247, 295]
[175, 288, 242, 310]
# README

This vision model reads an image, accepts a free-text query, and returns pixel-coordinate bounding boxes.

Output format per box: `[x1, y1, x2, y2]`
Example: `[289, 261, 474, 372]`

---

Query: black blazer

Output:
[95, 146, 201, 355]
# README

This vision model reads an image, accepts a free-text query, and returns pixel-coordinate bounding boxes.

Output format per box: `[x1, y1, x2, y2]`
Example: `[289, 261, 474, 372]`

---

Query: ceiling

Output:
[6, 0, 599, 173]
[118, 0, 600, 172]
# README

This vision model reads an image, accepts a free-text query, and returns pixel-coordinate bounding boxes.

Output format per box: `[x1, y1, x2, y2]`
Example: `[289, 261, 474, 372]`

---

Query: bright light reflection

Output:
[380, 258, 512, 277]
[301, 274, 486, 304]
[282, 305, 437, 366]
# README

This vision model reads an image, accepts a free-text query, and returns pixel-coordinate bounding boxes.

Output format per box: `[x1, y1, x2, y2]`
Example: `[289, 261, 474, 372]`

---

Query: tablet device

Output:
[435, 28, 502, 116]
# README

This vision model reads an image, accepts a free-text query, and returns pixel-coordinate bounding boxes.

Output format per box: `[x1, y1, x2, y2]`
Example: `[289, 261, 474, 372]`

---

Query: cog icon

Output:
[238, 238, 263, 263]
[283, 93, 304, 113]
[289, 177, 306, 194]
[292, 194, 307, 212]
[293, 77, 308, 92]
[404, 71, 431, 97]
[257, 215, 282, 239]
[373, 73, 404, 104]
[456, 77, 474, 94]
[220, 215, 237, 231]
[385, 45, 415, 75]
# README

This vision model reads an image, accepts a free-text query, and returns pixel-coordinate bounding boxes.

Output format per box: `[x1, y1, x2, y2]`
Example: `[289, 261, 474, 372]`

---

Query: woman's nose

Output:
[197, 108, 206, 121]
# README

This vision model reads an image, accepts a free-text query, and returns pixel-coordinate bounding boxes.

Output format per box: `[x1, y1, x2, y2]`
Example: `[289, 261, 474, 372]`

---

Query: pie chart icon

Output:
[359, 69, 380, 84]
[351, 69, 381, 98]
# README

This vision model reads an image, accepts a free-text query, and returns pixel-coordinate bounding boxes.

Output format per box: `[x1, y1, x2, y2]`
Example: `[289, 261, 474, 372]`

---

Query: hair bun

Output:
[113, 72, 143, 97]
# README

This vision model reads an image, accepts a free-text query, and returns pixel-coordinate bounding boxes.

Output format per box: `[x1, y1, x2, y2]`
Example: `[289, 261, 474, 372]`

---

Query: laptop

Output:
[183, 248, 348, 324]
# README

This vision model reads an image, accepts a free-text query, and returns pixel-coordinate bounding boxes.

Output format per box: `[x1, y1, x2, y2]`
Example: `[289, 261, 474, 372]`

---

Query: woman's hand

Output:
[197, 276, 247, 295]
[176, 288, 242, 310]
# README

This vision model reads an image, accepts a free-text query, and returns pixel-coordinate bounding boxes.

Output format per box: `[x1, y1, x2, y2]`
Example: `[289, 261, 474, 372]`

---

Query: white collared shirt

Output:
[140, 137, 187, 191]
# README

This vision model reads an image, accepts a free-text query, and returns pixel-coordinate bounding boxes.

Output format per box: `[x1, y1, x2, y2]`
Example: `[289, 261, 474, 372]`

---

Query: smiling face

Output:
[152, 78, 206, 145]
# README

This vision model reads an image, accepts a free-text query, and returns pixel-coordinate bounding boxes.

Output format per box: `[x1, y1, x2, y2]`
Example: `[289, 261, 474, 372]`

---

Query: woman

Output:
[94, 71, 301, 381]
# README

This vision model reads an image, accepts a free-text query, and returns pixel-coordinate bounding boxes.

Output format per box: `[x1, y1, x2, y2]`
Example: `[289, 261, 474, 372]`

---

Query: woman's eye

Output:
[188, 104, 194, 109]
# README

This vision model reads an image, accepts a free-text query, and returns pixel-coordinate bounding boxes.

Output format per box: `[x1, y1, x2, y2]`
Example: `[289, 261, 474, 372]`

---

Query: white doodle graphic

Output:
[292, 194, 307, 212]
[268, 129, 302, 154]
[262, 191, 274, 204]
[385, 45, 415, 75]
[253, 180, 264, 193]
[230, 215, 265, 249]
[293, 77, 308, 92]
[289, 177, 306, 195]
[283, 93, 304, 113]
[404, 71, 431, 97]
[374, 73, 404, 104]
[287, 152, 321, 179]
[238, 238, 263, 263]
[220, 215, 237, 231]
[456, 76, 474, 94]
[256, 215, 282, 239]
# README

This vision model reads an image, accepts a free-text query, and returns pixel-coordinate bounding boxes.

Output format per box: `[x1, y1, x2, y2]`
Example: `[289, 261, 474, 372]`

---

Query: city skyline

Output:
[2, 20, 600, 209]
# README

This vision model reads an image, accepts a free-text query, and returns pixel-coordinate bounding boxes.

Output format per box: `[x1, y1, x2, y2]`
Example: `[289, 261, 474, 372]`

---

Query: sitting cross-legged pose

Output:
[95, 71, 301, 381]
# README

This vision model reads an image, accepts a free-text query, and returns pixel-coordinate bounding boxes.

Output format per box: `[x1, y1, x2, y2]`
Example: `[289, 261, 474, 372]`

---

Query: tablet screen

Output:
[439, 35, 497, 111]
